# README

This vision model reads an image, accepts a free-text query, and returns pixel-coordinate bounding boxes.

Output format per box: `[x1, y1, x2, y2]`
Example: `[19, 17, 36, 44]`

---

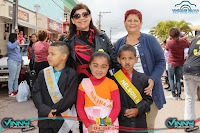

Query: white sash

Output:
[82, 78, 113, 108]
[81, 78, 119, 133]
[44, 66, 79, 133]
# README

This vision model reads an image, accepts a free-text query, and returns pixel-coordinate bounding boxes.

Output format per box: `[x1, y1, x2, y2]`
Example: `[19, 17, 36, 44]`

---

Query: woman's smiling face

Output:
[71, 9, 92, 31]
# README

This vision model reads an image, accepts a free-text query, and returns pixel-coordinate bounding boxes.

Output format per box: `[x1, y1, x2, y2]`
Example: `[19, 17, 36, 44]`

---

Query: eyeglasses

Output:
[73, 12, 90, 20]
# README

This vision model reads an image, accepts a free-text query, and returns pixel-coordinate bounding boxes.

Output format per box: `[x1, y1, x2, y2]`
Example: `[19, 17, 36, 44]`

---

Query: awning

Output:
[47, 30, 53, 34]
[47, 30, 59, 34]
[190, 25, 200, 31]
[18, 21, 42, 30]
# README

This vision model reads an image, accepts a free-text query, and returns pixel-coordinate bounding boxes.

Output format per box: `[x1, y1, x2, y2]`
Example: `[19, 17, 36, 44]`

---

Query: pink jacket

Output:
[34, 41, 49, 62]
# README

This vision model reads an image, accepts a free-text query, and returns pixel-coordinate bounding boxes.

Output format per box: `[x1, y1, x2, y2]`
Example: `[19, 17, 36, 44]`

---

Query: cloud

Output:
[78, 0, 200, 42]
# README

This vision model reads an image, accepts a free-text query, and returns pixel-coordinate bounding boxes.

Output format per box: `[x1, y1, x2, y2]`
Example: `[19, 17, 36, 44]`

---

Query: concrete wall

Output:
[0, 18, 9, 55]
[37, 13, 47, 30]
[8, 0, 65, 23]
[0, 1, 36, 27]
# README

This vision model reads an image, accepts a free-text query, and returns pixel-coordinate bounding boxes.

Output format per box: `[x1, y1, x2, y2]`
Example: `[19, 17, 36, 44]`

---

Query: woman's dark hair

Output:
[9, 33, 17, 43]
[67, 3, 99, 39]
[89, 51, 110, 65]
[59, 33, 66, 41]
[118, 44, 137, 57]
[29, 33, 37, 47]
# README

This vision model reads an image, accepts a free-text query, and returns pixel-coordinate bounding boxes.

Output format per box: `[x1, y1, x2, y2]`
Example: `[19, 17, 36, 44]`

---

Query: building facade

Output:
[0, 0, 77, 55]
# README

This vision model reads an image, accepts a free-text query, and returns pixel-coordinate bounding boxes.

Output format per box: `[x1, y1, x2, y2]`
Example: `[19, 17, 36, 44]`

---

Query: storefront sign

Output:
[9, 6, 29, 22]
[47, 18, 62, 33]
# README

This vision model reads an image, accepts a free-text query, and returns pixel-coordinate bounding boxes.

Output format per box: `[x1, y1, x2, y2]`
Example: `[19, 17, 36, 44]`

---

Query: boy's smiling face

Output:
[117, 51, 138, 74]
[47, 46, 68, 70]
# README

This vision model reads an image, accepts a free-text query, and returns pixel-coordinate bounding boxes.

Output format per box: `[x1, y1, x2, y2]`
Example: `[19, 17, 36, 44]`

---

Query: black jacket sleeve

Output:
[32, 71, 52, 117]
[135, 75, 153, 116]
[55, 71, 79, 114]
[119, 106, 128, 121]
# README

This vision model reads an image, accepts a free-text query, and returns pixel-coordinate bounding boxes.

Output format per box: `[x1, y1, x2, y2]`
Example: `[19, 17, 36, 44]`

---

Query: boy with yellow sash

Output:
[32, 41, 79, 133]
[114, 44, 153, 133]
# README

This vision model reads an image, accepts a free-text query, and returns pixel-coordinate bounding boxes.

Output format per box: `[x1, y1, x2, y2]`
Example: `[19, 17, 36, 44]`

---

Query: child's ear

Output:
[117, 57, 120, 64]
[63, 54, 68, 60]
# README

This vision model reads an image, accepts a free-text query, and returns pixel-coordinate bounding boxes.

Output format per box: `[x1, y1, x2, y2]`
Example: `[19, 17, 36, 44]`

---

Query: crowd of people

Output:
[6, 3, 200, 133]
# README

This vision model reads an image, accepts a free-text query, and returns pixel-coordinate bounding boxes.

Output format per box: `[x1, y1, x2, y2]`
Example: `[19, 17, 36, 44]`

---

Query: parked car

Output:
[0, 52, 29, 87]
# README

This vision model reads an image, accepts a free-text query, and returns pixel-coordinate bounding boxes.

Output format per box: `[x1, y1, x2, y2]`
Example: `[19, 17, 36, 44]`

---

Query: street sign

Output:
[34, 4, 41, 12]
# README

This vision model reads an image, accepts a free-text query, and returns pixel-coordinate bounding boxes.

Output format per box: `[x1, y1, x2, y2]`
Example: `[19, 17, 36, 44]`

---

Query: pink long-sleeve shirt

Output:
[34, 41, 49, 62]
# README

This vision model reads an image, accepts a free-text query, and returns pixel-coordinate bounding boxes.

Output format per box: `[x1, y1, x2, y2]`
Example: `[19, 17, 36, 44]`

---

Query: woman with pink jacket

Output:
[34, 30, 49, 77]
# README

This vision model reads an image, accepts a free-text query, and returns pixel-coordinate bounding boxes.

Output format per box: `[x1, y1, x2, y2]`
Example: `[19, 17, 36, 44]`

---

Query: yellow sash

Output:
[114, 70, 142, 104]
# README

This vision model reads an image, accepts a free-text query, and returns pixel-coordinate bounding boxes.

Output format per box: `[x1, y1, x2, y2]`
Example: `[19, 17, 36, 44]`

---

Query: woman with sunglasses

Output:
[64, 3, 120, 83]
[59, 3, 120, 133]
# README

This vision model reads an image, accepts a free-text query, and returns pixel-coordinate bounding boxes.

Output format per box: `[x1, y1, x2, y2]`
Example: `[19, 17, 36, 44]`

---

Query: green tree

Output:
[149, 20, 192, 41]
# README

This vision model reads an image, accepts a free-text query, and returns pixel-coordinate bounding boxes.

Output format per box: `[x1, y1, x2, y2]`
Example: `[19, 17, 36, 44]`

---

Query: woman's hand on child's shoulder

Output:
[124, 108, 139, 118]
[144, 78, 154, 95]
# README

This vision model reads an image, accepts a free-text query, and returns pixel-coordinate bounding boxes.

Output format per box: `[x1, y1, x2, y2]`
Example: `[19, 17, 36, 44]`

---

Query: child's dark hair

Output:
[169, 27, 180, 39]
[118, 44, 137, 57]
[50, 41, 70, 55]
[50, 41, 75, 68]
[90, 51, 110, 65]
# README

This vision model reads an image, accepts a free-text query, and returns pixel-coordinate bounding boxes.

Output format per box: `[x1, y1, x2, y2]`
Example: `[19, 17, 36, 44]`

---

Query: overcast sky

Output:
[77, 0, 200, 42]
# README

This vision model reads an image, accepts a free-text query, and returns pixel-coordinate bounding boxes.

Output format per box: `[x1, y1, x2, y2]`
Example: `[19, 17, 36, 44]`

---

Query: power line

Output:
[51, 0, 65, 12]
[60, 0, 65, 4]
[60, 0, 71, 11]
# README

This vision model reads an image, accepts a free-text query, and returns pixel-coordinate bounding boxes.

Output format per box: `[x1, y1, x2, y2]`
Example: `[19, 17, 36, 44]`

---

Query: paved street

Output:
[0, 81, 199, 133]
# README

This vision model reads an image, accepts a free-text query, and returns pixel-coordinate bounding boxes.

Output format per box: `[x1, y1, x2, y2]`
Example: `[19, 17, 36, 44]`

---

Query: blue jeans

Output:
[168, 64, 183, 97]
[7, 59, 21, 94]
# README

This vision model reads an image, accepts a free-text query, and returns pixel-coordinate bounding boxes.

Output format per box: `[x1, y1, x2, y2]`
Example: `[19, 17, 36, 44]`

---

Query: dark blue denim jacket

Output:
[114, 33, 166, 110]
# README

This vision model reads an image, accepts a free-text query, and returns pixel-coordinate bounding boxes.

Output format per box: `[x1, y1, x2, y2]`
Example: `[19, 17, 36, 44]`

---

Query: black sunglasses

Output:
[73, 12, 90, 20]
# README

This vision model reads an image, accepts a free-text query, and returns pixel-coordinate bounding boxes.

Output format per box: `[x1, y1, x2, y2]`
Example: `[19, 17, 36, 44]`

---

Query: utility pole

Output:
[34, 4, 41, 33]
[12, 0, 18, 33]
[110, 27, 118, 41]
[98, 12, 101, 30]
[35, 11, 38, 33]
[98, 11, 111, 30]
